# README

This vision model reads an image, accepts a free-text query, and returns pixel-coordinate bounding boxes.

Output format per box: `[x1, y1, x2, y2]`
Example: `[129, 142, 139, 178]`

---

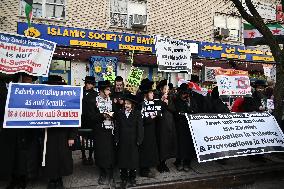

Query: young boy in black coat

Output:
[114, 94, 144, 188]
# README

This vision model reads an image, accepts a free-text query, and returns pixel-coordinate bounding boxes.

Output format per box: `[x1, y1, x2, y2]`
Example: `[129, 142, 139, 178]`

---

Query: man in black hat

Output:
[174, 83, 199, 172]
[91, 80, 116, 186]
[156, 79, 177, 173]
[138, 80, 159, 178]
[114, 93, 144, 188]
[112, 76, 130, 110]
[80, 76, 97, 165]
[243, 80, 268, 112]
[2, 72, 40, 189]
[41, 75, 77, 189]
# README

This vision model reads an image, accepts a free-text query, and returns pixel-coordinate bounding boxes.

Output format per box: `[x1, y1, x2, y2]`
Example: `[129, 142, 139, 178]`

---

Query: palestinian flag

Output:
[244, 23, 284, 46]
[22, 0, 33, 27]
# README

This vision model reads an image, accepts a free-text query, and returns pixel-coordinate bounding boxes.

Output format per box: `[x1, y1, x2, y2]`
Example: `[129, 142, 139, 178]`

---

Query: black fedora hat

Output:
[123, 93, 138, 104]
[83, 76, 96, 85]
[157, 79, 168, 90]
[14, 72, 38, 82]
[139, 80, 154, 94]
[178, 83, 191, 94]
[44, 75, 67, 85]
[98, 80, 111, 91]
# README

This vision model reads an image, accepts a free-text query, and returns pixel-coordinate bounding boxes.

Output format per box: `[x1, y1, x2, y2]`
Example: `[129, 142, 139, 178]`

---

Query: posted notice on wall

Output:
[215, 69, 252, 96]
[3, 83, 83, 128]
[186, 112, 284, 163]
[155, 35, 192, 73]
[0, 32, 56, 76]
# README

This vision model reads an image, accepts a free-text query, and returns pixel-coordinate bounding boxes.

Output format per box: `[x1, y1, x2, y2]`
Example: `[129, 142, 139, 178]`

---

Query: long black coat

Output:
[139, 101, 159, 168]
[243, 91, 263, 112]
[174, 96, 199, 160]
[115, 110, 144, 169]
[156, 98, 177, 161]
[42, 128, 77, 178]
[81, 88, 97, 129]
[0, 83, 16, 180]
[91, 99, 116, 169]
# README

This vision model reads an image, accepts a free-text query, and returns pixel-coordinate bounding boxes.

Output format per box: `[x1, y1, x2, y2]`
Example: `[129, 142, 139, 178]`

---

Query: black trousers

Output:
[120, 169, 136, 181]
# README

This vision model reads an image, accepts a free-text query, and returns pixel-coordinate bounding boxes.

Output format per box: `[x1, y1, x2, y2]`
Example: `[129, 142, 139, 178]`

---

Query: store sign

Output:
[215, 68, 252, 96]
[18, 22, 154, 53]
[186, 112, 284, 162]
[4, 83, 83, 128]
[199, 42, 275, 63]
[0, 32, 56, 76]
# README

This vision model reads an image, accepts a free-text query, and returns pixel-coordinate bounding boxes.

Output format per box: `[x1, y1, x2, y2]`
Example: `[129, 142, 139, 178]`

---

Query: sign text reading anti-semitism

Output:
[155, 36, 192, 73]
[3, 83, 83, 128]
[0, 32, 56, 76]
[186, 113, 284, 162]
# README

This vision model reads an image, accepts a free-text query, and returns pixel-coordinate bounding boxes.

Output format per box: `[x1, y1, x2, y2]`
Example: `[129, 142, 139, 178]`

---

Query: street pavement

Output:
[1, 151, 284, 189]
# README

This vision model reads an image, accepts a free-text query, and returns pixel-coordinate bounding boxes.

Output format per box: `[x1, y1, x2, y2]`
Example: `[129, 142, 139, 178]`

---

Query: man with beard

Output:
[1, 73, 40, 189]
[174, 83, 199, 172]
[243, 80, 268, 112]
[81, 76, 97, 165]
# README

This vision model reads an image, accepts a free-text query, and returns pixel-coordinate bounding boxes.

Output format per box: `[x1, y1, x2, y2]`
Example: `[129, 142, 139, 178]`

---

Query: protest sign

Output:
[3, 83, 83, 128]
[267, 99, 274, 110]
[203, 67, 221, 82]
[103, 68, 116, 84]
[155, 35, 192, 73]
[141, 100, 162, 118]
[186, 112, 284, 163]
[127, 67, 144, 87]
[215, 69, 252, 96]
[0, 32, 56, 76]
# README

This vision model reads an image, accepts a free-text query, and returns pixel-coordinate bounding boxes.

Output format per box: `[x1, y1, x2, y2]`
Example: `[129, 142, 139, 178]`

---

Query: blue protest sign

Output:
[3, 83, 83, 128]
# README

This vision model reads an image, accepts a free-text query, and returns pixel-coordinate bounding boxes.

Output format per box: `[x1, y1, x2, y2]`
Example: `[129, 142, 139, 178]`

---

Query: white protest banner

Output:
[3, 83, 83, 128]
[155, 35, 192, 73]
[186, 112, 284, 163]
[0, 32, 56, 76]
[215, 69, 252, 96]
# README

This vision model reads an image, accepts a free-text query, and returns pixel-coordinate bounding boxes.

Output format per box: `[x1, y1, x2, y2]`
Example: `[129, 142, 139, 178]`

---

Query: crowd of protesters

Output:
[0, 72, 275, 189]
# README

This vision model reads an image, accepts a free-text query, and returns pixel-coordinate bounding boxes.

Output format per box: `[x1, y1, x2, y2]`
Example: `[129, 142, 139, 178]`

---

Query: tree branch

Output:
[231, 0, 282, 63]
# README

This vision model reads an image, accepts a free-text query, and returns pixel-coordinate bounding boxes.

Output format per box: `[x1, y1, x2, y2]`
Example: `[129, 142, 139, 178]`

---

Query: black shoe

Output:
[183, 165, 190, 172]
[129, 179, 137, 187]
[56, 178, 65, 189]
[120, 180, 127, 189]
[82, 157, 88, 165]
[98, 175, 107, 185]
[87, 157, 94, 165]
[47, 181, 57, 189]
[157, 164, 170, 173]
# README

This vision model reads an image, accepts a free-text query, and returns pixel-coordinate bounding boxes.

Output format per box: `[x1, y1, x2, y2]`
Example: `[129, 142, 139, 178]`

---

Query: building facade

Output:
[0, 0, 278, 86]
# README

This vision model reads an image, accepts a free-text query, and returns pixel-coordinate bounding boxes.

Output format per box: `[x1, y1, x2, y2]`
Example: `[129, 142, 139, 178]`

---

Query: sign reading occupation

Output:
[0, 32, 56, 76]
[155, 36, 192, 73]
[186, 113, 284, 163]
[215, 68, 252, 96]
[3, 83, 83, 128]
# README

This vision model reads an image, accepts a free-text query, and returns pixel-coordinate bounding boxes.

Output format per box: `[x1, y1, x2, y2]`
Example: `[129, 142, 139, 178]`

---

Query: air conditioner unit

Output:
[131, 14, 147, 28]
[214, 27, 230, 39]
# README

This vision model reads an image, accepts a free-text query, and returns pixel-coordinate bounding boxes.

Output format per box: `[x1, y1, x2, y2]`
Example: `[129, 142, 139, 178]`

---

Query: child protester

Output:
[114, 94, 144, 188]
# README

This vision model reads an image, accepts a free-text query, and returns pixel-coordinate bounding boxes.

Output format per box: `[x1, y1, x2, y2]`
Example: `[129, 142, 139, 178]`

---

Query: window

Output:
[20, 0, 65, 20]
[110, 0, 147, 29]
[214, 14, 241, 41]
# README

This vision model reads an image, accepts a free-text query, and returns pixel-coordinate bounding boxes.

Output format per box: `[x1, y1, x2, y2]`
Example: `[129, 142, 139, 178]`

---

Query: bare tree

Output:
[229, 0, 284, 123]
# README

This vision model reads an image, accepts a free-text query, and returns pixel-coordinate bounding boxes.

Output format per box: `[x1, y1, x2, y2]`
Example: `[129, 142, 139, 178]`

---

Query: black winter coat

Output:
[115, 109, 144, 169]
[42, 128, 77, 178]
[174, 96, 199, 160]
[243, 91, 264, 112]
[139, 100, 159, 168]
[91, 97, 116, 169]
[156, 98, 177, 161]
[81, 88, 97, 129]
[0, 83, 16, 180]
[209, 98, 230, 113]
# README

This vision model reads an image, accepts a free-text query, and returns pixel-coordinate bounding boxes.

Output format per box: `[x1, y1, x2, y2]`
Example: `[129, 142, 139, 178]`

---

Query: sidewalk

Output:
[1, 151, 284, 189]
